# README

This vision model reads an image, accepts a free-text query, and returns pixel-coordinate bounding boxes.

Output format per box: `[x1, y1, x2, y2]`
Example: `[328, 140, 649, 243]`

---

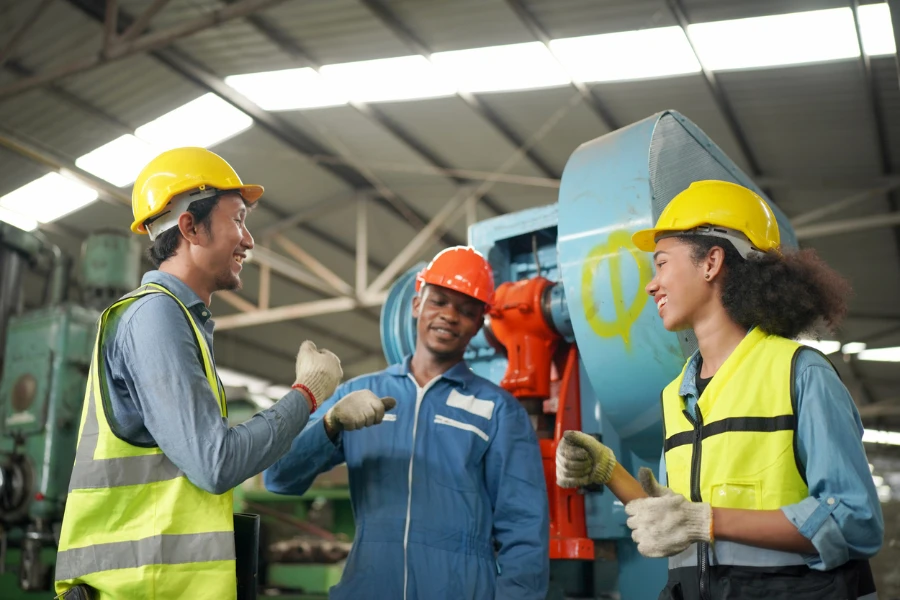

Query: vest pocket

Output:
[710, 480, 762, 510]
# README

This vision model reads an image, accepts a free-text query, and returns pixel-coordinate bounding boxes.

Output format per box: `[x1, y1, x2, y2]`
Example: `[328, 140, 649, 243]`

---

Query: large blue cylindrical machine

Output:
[380, 110, 797, 598]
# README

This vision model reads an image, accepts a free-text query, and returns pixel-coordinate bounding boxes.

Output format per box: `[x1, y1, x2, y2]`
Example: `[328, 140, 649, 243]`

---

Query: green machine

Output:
[0, 223, 140, 597]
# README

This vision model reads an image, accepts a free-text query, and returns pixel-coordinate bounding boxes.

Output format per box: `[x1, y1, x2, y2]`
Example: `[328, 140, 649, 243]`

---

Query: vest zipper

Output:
[683, 408, 711, 600]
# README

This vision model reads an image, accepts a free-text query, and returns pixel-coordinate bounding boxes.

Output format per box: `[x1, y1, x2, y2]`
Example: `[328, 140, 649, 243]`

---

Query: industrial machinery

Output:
[0, 223, 140, 597]
[381, 110, 798, 598]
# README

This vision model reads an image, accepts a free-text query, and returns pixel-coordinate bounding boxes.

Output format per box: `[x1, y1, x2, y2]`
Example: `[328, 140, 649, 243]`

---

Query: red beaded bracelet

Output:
[292, 383, 318, 413]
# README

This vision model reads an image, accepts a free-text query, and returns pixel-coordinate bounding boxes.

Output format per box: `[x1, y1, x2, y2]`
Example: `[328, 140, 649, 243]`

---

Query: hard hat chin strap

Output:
[656, 225, 762, 260]
[145, 188, 219, 241]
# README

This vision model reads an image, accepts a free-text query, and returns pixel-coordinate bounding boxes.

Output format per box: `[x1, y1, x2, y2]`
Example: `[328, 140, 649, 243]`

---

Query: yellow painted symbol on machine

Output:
[581, 229, 653, 350]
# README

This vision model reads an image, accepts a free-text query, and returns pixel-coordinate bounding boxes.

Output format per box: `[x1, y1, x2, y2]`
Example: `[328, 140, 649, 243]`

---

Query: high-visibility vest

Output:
[662, 328, 808, 511]
[55, 283, 236, 599]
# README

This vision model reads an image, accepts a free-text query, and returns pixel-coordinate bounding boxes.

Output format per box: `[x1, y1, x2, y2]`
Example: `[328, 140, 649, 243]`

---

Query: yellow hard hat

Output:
[631, 180, 780, 257]
[130, 147, 263, 234]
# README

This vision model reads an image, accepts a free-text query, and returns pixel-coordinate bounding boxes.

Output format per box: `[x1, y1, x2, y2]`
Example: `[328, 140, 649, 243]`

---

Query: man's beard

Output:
[214, 268, 242, 292]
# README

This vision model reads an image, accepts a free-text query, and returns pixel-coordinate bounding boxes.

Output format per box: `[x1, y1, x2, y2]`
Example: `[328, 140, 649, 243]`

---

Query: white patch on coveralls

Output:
[445, 389, 495, 420]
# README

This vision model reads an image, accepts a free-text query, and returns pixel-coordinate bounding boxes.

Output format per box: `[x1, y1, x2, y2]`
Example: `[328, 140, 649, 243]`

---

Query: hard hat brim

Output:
[131, 183, 264, 235]
[631, 228, 664, 252]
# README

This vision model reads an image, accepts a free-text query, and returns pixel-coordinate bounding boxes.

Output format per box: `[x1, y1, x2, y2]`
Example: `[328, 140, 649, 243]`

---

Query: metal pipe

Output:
[0, 248, 24, 367]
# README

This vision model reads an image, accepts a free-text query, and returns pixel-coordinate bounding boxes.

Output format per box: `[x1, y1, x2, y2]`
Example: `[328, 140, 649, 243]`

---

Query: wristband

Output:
[292, 383, 318, 413]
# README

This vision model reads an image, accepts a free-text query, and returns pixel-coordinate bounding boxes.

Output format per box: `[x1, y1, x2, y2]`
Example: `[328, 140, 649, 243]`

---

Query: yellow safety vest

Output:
[55, 283, 236, 599]
[662, 328, 809, 510]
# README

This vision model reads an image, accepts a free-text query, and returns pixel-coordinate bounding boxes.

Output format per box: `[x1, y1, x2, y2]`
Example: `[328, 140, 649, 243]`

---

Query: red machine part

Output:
[489, 277, 594, 560]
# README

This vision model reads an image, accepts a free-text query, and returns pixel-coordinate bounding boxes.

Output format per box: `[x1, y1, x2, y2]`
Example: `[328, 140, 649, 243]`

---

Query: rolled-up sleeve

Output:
[115, 296, 310, 494]
[780, 351, 884, 570]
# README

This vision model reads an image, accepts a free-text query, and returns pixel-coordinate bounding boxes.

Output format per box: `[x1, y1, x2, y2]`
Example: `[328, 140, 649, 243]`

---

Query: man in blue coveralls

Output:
[264, 246, 550, 600]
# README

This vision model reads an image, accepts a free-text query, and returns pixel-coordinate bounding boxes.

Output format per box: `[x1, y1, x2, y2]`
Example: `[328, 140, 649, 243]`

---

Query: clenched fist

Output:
[556, 430, 617, 488]
[294, 340, 343, 407]
[325, 390, 397, 433]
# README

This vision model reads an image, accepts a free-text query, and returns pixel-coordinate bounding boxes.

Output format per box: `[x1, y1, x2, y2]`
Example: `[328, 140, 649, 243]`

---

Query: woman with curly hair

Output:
[556, 180, 883, 599]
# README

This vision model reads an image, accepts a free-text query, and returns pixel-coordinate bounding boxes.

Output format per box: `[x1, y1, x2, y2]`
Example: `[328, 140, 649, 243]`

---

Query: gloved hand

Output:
[324, 390, 397, 432]
[556, 430, 618, 487]
[624, 467, 713, 558]
[294, 340, 343, 407]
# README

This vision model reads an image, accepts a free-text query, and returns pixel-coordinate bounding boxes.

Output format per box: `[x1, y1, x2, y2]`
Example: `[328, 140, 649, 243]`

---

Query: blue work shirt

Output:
[264, 357, 550, 600]
[661, 346, 884, 571]
[102, 270, 310, 494]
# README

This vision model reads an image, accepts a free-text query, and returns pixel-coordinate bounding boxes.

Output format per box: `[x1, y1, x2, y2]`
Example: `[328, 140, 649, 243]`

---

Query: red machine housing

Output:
[489, 277, 594, 560]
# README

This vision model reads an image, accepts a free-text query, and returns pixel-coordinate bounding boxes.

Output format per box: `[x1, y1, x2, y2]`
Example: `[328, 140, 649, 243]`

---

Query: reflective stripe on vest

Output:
[55, 284, 236, 599]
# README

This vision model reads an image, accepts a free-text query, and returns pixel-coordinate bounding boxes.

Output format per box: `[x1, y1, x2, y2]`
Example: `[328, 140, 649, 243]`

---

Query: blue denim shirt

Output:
[661, 346, 884, 571]
[101, 270, 310, 494]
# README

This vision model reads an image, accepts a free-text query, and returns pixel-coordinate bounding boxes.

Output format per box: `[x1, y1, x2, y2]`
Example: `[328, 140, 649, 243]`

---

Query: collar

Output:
[678, 326, 761, 399]
[140, 271, 212, 322]
[386, 355, 476, 388]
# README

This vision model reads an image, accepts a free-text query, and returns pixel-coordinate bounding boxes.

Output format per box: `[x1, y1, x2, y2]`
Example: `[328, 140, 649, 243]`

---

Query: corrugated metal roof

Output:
[9, 1, 103, 72]
[379, 0, 533, 52]
[524, 0, 674, 39]
[262, 0, 410, 65]
[682, 0, 848, 24]
[873, 58, 900, 173]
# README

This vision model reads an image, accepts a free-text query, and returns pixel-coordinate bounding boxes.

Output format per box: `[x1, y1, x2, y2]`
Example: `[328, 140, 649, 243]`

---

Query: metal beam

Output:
[118, 0, 170, 44]
[214, 293, 387, 331]
[666, 0, 762, 177]
[356, 197, 368, 295]
[794, 211, 900, 240]
[0, 0, 294, 99]
[790, 184, 900, 227]
[851, 1, 900, 267]
[503, 0, 620, 132]
[65, 0, 464, 247]
[0, 0, 55, 69]
[889, 0, 900, 89]
[229, 4, 506, 215]
[358, 0, 562, 180]
[274, 234, 355, 297]
[248, 246, 340, 297]
[103, 0, 117, 56]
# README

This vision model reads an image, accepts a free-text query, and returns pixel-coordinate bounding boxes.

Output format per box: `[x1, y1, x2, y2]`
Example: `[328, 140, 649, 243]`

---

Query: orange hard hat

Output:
[415, 246, 495, 307]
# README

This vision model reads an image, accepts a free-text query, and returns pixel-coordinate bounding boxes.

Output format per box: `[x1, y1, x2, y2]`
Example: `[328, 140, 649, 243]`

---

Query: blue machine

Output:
[380, 110, 797, 599]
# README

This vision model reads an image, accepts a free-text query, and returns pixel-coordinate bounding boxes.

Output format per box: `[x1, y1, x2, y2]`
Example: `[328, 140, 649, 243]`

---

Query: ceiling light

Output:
[75, 134, 157, 187]
[224, 68, 348, 111]
[798, 339, 841, 354]
[842, 342, 867, 355]
[135, 93, 253, 150]
[863, 429, 900, 446]
[687, 8, 860, 71]
[857, 3, 896, 56]
[549, 27, 701, 83]
[0, 173, 98, 225]
[0, 206, 38, 231]
[319, 55, 457, 103]
[431, 41, 570, 93]
[857, 346, 900, 362]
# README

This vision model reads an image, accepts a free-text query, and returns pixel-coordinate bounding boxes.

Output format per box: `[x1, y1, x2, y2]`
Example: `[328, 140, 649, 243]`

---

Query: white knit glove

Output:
[556, 430, 617, 487]
[324, 390, 397, 432]
[624, 467, 713, 558]
[293, 341, 343, 408]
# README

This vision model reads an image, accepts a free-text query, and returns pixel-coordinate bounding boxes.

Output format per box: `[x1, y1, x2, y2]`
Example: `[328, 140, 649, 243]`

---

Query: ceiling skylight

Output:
[431, 42, 570, 93]
[319, 55, 457, 103]
[135, 93, 253, 150]
[550, 27, 701, 82]
[224, 68, 348, 111]
[75, 134, 157, 187]
[863, 429, 900, 446]
[857, 3, 896, 56]
[0, 206, 38, 231]
[687, 8, 861, 71]
[0, 173, 98, 225]
[857, 346, 900, 362]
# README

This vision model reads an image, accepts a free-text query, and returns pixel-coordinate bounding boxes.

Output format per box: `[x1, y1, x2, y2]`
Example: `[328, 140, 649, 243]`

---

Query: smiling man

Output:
[264, 246, 550, 600]
[54, 147, 363, 600]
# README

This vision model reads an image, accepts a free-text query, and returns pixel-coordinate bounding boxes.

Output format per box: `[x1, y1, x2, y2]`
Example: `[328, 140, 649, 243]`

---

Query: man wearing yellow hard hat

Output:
[556, 180, 882, 598]
[53, 147, 393, 599]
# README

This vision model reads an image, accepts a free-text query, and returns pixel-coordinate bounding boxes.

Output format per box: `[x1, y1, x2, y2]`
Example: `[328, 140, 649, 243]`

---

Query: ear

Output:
[177, 212, 201, 246]
[412, 294, 422, 319]
[704, 246, 726, 282]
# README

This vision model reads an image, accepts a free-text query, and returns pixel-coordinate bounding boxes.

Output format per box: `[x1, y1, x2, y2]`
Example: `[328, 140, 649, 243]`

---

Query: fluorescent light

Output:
[319, 55, 456, 103]
[0, 205, 38, 231]
[431, 42, 570, 93]
[136, 93, 253, 150]
[799, 338, 841, 354]
[863, 429, 900, 446]
[75, 134, 157, 187]
[842, 342, 867, 355]
[687, 8, 860, 71]
[0, 173, 98, 224]
[857, 346, 900, 362]
[224, 68, 348, 111]
[550, 27, 701, 83]
[858, 3, 896, 56]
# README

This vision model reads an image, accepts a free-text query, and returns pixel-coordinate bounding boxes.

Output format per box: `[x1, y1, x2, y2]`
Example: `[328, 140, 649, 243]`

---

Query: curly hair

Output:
[680, 236, 852, 339]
